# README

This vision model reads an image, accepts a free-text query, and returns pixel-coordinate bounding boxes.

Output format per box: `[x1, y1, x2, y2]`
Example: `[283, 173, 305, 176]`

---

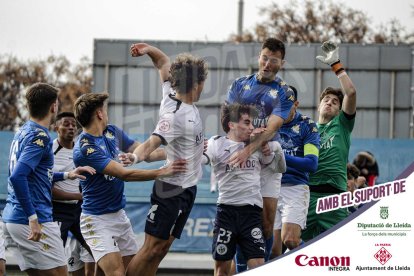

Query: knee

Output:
[283, 237, 300, 250]
[262, 223, 273, 239]
[146, 243, 170, 261]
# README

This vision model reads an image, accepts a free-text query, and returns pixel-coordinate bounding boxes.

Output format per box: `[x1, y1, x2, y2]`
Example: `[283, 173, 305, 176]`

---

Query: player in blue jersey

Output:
[73, 92, 187, 276]
[226, 38, 294, 270]
[2, 83, 94, 275]
[271, 86, 320, 258]
[122, 43, 208, 276]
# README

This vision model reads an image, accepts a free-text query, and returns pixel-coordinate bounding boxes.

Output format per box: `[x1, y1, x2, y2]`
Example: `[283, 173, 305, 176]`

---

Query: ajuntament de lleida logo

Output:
[380, 206, 389, 219]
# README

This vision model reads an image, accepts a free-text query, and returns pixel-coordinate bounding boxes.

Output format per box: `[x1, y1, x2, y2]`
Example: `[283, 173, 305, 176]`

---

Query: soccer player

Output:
[2, 83, 92, 275]
[301, 41, 357, 241]
[271, 86, 320, 257]
[205, 104, 285, 275]
[226, 38, 294, 267]
[52, 111, 95, 275]
[122, 43, 208, 276]
[73, 92, 187, 276]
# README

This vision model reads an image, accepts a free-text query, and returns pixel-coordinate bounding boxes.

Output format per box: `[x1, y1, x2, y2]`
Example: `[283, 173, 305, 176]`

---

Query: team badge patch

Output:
[105, 131, 115, 139]
[37, 131, 47, 137]
[268, 89, 278, 99]
[216, 244, 228, 255]
[158, 120, 171, 132]
[243, 84, 251, 91]
[33, 139, 44, 147]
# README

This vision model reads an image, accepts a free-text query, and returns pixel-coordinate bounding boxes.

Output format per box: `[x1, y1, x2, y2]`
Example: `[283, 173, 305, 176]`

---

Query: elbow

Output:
[308, 160, 319, 173]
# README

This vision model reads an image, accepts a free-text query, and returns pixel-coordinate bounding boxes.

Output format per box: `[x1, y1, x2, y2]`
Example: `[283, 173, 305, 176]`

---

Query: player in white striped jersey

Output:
[204, 104, 285, 275]
[122, 43, 208, 276]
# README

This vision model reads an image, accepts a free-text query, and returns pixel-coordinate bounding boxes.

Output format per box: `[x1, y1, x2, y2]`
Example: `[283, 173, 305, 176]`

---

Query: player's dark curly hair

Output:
[221, 104, 258, 133]
[262, 38, 286, 59]
[169, 53, 208, 94]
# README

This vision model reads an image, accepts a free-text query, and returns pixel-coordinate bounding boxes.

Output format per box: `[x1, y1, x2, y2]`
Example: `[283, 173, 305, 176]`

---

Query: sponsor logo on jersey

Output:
[86, 148, 95, 155]
[33, 138, 45, 147]
[243, 84, 251, 91]
[251, 228, 263, 239]
[292, 124, 300, 134]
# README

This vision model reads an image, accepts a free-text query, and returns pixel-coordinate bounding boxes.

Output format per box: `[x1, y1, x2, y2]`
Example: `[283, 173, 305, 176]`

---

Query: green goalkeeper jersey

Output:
[309, 111, 355, 191]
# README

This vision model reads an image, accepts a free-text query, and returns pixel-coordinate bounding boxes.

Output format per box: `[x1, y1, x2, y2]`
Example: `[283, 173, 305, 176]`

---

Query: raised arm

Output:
[130, 43, 171, 82]
[228, 114, 283, 166]
[316, 41, 356, 115]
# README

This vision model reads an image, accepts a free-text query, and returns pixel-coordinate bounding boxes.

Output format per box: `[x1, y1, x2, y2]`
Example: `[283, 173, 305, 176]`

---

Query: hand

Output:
[160, 159, 188, 176]
[228, 148, 250, 167]
[130, 43, 149, 57]
[118, 153, 139, 167]
[250, 127, 266, 140]
[316, 41, 339, 65]
[28, 219, 42, 241]
[203, 139, 208, 153]
[261, 142, 272, 156]
[68, 166, 96, 180]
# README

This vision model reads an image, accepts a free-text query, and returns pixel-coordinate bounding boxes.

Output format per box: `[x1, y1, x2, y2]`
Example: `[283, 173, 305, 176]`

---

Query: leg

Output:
[215, 260, 232, 276]
[0, 259, 5, 276]
[83, 262, 95, 276]
[126, 233, 174, 276]
[96, 252, 125, 276]
[122, 254, 134, 270]
[281, 223, 302, 250]
[271, 229, 282, 258]
[262, 197, 277, 239]
[26, 266, 67, 276]
[246, 257, 264, 269]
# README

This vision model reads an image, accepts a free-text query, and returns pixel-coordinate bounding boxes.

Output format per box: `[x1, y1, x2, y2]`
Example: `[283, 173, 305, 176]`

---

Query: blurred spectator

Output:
[353, 151, 379, 186]
[346, 163, 361, 213]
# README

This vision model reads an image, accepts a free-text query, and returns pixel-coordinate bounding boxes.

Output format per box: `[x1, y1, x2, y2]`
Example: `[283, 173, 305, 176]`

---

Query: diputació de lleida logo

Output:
[380, 206, 389, 219]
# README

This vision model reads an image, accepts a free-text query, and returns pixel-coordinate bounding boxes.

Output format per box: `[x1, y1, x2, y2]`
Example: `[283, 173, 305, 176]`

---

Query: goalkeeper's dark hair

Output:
[319, 87, 344, 109]
[221, 104, 258, 133]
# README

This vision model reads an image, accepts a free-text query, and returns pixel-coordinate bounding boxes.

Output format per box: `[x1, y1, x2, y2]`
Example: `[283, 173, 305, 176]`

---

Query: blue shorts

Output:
[145, 180, 197, 240]
[212, 204, 265, 261]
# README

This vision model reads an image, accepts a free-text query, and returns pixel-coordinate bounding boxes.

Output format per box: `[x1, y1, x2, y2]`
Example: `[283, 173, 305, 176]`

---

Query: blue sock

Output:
[235, 245, 247, 273]
[265, 235, 274, 261]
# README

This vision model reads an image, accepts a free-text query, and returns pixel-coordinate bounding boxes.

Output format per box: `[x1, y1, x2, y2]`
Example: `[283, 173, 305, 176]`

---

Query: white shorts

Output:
[3, 221, 66, 271]
[66, 236, 95, 272]
[274, 185, 310, 230]
[80, 209, 138, 262]
[260, 166, 282, 198]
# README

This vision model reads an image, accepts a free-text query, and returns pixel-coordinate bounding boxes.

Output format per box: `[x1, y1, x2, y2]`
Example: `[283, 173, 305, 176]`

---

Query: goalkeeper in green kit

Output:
[301, 41, 357, 241]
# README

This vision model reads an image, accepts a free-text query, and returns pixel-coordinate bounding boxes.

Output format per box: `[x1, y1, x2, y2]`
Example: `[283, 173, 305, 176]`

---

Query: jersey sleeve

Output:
[78, 144, 112, 173]
[302, 119, 321, 154]
[271, 83, 294, 120]
[162, 81, 174, 99]
[225, 79, 241, 104]
[204, 137, 217, 165]
[18, 131, 51, 171]
[111, 125, 135, 152]
[339, 111, 355, 133]
[152, 112, 183, 145]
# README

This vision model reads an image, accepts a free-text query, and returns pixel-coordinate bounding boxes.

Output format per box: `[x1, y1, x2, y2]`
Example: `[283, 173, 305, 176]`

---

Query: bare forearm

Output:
[122, 168, 164, 182]
[339, 73, 356, 114]
[52, 188, 82, 201]
[146, 45, 170, 70]
[146, 148, 166, 162]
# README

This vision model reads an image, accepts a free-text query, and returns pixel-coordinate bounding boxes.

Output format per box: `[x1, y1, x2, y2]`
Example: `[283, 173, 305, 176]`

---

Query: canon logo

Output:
[295, 254, 350, 267]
